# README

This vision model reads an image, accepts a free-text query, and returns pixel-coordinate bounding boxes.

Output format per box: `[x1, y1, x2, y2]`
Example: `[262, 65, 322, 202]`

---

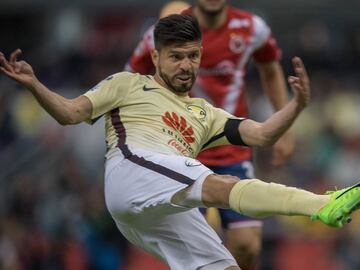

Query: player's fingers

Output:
[290, 69, 311, 106]
[14, 62, 22, 73]
[293, 59, 305, 79]
[0, 52, 6, 66]
[292, 57, 309, 86]
[295, 57, 309, 78]
[289, 75, 306, 93]
[0, 66, 22, 82]
[0, 66, 7, 73]
[9, 48, 22, 64]
[289, 81, 302, 95]
[288, 76, 300, 87]
[0, 53, 14, 72]
[292, 57, 305, 72]
[0, 66, 14, 77]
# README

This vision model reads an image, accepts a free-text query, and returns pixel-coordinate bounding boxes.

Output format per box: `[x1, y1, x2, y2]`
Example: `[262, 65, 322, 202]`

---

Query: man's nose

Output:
[179, 58, 191, 70]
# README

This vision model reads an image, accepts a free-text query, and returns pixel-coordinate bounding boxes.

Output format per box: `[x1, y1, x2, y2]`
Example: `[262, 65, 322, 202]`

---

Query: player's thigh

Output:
[116, 208, 238, 270]
[104, 148, 212, 224]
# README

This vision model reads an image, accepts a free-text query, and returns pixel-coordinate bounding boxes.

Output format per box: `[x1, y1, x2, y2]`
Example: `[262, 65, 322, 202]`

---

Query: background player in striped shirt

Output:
[125, 1, 293, 269]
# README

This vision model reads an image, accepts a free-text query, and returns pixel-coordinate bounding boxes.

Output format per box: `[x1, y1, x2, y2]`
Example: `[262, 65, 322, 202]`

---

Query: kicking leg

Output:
[199, 174, 360, 228]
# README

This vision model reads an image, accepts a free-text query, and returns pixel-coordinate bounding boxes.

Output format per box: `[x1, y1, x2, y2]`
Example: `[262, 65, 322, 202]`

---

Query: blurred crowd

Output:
[0, 2, 360, 270]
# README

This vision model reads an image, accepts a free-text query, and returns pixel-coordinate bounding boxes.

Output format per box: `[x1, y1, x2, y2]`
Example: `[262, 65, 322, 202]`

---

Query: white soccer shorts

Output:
[104, 147, 237, 270]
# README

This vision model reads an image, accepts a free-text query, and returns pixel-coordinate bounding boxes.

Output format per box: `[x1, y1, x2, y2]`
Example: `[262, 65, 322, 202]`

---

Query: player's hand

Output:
[288, 57, 310, 110]
[271, 131, 295, 166]
[0, 49, 37, 88]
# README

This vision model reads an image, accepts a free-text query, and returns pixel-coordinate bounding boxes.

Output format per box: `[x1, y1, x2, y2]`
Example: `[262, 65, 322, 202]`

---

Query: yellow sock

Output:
[229, 179, 330, 218]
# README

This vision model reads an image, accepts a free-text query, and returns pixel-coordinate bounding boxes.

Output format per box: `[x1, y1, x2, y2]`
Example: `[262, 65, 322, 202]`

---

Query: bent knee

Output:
[202, 174, 240, 208]
[227, 227, 262, 267]
[233, 239, 261, 257]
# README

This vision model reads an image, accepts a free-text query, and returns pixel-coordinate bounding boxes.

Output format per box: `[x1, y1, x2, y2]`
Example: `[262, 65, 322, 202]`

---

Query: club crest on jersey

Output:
[162, 112, 195, 144]
[186, 105, 206, 120]
[229, 34, 246, 54]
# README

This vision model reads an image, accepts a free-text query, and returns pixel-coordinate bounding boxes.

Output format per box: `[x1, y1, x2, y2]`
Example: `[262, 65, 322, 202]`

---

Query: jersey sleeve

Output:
[202, 104, 245, 150]
[124, 26, 155, 75]
[83, 72, 134, 123]
[251, 15, 282, 63]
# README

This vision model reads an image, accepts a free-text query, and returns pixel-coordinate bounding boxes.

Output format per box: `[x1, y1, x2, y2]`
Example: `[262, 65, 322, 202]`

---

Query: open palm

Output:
[0, 49, 36, 88]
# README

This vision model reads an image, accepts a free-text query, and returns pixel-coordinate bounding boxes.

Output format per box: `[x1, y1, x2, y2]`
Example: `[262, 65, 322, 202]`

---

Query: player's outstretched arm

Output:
[239, 57, 310, 147]
[0, 49, 92, 125]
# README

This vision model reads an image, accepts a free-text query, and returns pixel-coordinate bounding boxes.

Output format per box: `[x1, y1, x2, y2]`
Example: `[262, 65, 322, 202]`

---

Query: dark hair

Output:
[154, 14, 201, 50]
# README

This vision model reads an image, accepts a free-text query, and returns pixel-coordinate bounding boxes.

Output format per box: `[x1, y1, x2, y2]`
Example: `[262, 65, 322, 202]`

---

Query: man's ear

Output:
[150, 48, 159, 67]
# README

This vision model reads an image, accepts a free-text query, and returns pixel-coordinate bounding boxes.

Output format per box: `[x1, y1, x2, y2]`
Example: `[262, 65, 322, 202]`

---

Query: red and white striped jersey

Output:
[125, 6, 281, 165]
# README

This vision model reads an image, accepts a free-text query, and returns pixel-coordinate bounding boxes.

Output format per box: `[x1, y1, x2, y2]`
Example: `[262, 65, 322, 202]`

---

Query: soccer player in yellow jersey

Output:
[1, 15, 359, 270]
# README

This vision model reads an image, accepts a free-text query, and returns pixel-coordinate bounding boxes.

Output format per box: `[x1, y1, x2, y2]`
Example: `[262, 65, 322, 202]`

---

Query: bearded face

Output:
[154, 41, 202, 95]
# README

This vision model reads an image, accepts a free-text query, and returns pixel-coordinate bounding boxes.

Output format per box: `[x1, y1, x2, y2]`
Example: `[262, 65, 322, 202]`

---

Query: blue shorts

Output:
[201, 161, 263, 229]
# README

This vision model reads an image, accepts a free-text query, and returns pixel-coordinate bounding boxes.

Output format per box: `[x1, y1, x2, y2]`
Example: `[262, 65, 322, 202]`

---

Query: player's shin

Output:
[228, 179, 330, 218]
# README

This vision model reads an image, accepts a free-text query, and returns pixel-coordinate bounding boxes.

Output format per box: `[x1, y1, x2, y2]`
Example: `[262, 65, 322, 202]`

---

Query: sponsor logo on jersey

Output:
[186, 105, 206, 120]
[162, 112, 195, 144]
[229, 34, 246, 54]
[167, 139, 191, 156]
[184, 159, 202, 167]
[89, 84, 100, 92]
[143, 85, 159, 91]
[228, 18, 250, 29]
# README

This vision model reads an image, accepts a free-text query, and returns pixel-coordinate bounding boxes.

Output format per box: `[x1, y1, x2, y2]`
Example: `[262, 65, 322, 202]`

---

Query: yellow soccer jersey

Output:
[84, 72, 243, 158]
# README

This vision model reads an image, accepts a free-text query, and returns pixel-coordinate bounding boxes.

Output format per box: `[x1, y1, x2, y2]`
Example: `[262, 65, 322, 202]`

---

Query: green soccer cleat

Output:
[311, 181, 360, 228]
